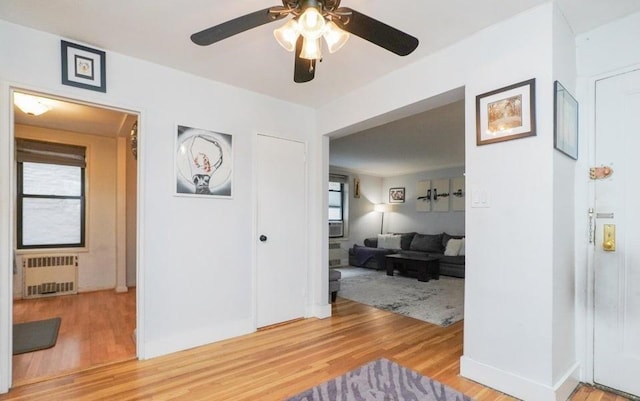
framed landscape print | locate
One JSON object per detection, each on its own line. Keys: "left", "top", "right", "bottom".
{"left": 175, "top": 125, "right": 233, "bottom": 198}
{"left": 554, "top": 81, "right": 578, "bottom": 160}
{"left": 476, "top": 78, "right": 536, "bottom": 145}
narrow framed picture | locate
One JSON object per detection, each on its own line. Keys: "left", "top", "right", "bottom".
{"left": 554, "top": 81, "right": 578, "bottom": 160}
{"left": 476, "top": 78, "right": 536, "bottom": 145}
{"left": 175, "top": 125, "right": 233, "bottom": 198}
{"left": 389, "top": 187, "right": 405, "bottom": 203}
{"left": 61, "top": 40, "right": 106, "bottom": 92}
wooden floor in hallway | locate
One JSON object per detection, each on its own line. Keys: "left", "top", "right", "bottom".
{"left": 12, "top": 289, "right": 136, "bottom": 386}
{"left": 1, "top": 296, "right": 629, "bottom": 400}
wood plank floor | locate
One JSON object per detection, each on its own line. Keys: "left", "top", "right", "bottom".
{"left": 12, "top": 289, "right": 136, "bottom": 386}
{"left": 1, "top": 296, "right": 629, "bottom": 400}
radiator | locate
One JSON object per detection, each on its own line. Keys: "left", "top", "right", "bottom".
{"left": 23, "top": 254, "right": 78, "bottom": 298}
{"left": 329, "top": 241, "right": 346, "bottom": 268}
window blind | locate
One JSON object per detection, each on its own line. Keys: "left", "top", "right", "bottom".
{"left": 15, "top": 138, "right": 86, "bottom": 168}
{"left": 329, "top": 173, "right": 348, "bottom": 183}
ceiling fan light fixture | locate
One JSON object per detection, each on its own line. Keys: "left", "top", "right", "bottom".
{"left": 14, "top": 93, "right": 52, "bottom": 116}
{"left": 300, "top": 36, "right": 322, "bottom": 60}
{"left": 323, "top": 21, "right": 349, "bottom": 53}
{"left": 273, "top": 19, "right": 300, "bottom": 52}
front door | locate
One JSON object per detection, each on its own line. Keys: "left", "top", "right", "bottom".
{"left": 593, "top": 68, "right": 640, "bottom": 397}
{"left": 255, "top": 134, "right": 307, "bottom": 328}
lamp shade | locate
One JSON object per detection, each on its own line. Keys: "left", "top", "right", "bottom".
{"left": 323, "top": 21, "right": 349, "bottom": 53}
{"left": 298, "top": 7, "right": 325, "bottom": 39}
{"left": 300, "top": 37, "right": 322, "bottom": 60}
{"left": 273, "top": 19, "right": 300, "bottom": 52}
{"left": 374, "top": 203, "right": 392, "bottom": 213}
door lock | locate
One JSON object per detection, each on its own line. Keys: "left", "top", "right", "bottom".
{"left": 603, "top": 224, "right": 616, "bottom": 252}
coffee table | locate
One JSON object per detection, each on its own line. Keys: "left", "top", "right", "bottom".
{"left": 385, "top": 253, "right": 440, "bottom": 282}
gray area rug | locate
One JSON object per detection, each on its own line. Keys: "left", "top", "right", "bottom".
{"left": 336, "top": 267, "right": 464, "bottom": 326}
{"left": 286, "top": 358, "right": 473, "bottom": 401}
{"left": 13, "top": 317, "right": 61, "bottom": 355}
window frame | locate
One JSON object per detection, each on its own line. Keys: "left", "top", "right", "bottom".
{"left": 16, "top": 161, "right": 87, "bottom": 249}
{"left": 328, "top": 181, "right": 345, "bottom": 223}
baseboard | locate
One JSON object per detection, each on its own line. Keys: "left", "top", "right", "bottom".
{"left": 115, "top": 286, "right": 129, "bottom": 293}
{"left": 307, "top": 302, "right": 332, "bottom": 319}
{"left": 460, "top": 356, "right": 580, "bottom": 401}
{"left": 143, "top": 318, "right": 254, "bottom": 359}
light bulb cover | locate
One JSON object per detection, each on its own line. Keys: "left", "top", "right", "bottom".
{"left": 299, "top": 36, "right": 322, "bottom": 60}
{"left": 14, "top": 93, "right": 52, "bottom": 116}
{"left": 323, "top": 21, "right": 349, "bottom": 53}
{"left": 273, "top": 19, "right": 300, "bottom": 52}
{"left": 298, "top": 7, "right": 325, "bottom": 39}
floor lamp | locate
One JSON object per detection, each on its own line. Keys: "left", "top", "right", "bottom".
{"left": 374, "top": 204, "right": 392, "bottom": 234}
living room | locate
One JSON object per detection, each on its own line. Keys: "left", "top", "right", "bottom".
{"left": 328, "top": 95, "right": 466, "bottom": 327}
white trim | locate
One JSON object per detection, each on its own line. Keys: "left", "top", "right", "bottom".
{"left": 0, "top": 82, "right": 147, "bottom": 390}
{"left": 0, "top": 82, "right": 15, "bottom": 393}
{"left": 460, "top": 356, "right": 579, "bottom": 401}
{"left": 144, "top": 319, "right": 254, "bottom": 359}
{"left": 115, "top": 137, "right": 128, "bottom": 293}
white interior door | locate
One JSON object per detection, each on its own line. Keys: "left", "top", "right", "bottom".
{"left": 593, "top": 68, "right": 640, "bottom": 397}
{"left": 256, "top": 134, "right": 306, "bottom": 328}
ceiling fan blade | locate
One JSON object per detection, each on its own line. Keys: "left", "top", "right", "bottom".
{"left": 335, "top": 8, "right": 419, "bottom": 56}
{"left": 294, "top": 36, "right": 316, "bottom": 83}
{"left": 191, "top": 7, "right": 287, "bottom": 46}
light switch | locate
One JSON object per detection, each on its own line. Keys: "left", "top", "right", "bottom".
{"left": 471, "top": 186, "right": 490, "bottom": 208}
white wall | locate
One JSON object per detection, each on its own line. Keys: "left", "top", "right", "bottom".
{"left": 13, "top": 125, "right": 118, "bottom": 295}
{"left": 381, "top": 167, "right": 465, "bottom": 236}
{"left": 551, "top": 6, "right": 579, "bottom": 393}
{"left": 0, "top": 18, "right": 317, "bottom": 392}
{"left": 574, "top": 11, "right": 640, "bottom": 383}
{"left": 319, "top": 3, "right": 577, "bottom": 400}
{"left": 328, "top": 168, "right": 383, "bottom": 252}
{"left": 330, "top": 166, "right": 465, "bottom": 254}
{"left": 126, "top": 131, "right": 137, "bottom": 287}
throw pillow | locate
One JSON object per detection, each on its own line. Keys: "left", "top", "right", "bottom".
{"left": 444, "top": 238, "right": 463, "bottom": 256}
{"left": 442, "top": 232, "right": 465, "bottom": 249}
{"left": 377, "top": 234, "right": 401, "bottom": 250}
{"left": 409, "top": 233, "right": 444, "bottom": 253}
{"left": 393, "top": 232, "right": 417, "bottom": 250}
{"left": 459, "top": 238, "right": 466, "bottom": 255}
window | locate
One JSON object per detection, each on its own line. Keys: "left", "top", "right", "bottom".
{"left": 329, "top": 174, "right": 348, "bottom": 238}
{"left": 16, "top": 139, "right": 86, "bottom": 249}
{"left": 328, "top": 181, "right": 344, "bottom": 221}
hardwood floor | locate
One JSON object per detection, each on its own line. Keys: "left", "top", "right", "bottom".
{"left": 12, "top": 289, "right": 136, "bottom": 386}
{"left": 1, "top": 296, "right": 629, "bottom": 400}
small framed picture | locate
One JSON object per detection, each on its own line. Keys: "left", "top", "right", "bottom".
{"left": 554, "top": 81, "right": 578, "bottom": 160}
{"left": 476, "top": 78, "right": 536, "bottom": 145}
{"left": 389, "top": 187, "right": 405, "bottom": 203}
{"left": 61, "top": 40, "right": 106, "bottom": 92}
{"left": 175, "top": 125, "right": 233, "bottom": 198}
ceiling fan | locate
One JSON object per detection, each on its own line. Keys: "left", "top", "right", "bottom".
{"left": 191, "top": 0, "right": 419, "bottom": 83}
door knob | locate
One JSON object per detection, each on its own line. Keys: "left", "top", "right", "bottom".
{"left": 259, "top": 235, "right": 268, "bottom": 242}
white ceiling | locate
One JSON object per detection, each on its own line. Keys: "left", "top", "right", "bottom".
{"left": 3, "top": 0, "right": 639, "bottom": 175}
{"left": 2, "top": 0, "right": 639, "bottom": 109}
{"left": 13, "top": 92, "right": 137, "bottom": 138}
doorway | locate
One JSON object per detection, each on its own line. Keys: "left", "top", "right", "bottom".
{"left": 11, "top": 90, "right": 139, "bottom": 385}
{"left": 592, "top": 68, "right": 640, "bottom": 398}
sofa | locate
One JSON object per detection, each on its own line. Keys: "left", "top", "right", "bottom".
{"left": 348, "top": 232, "right": 465, "bottom": 278}
{"left": 329, "top": 269, "right": 341, "bottom": 302}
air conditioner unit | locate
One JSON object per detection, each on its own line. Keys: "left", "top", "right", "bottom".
{"left": 329, "top": 221, "right": 343, "bottom": 238}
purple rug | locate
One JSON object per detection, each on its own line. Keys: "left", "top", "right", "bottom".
{"left": 287, "top": 358, "right": 473, "bottom": 401}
